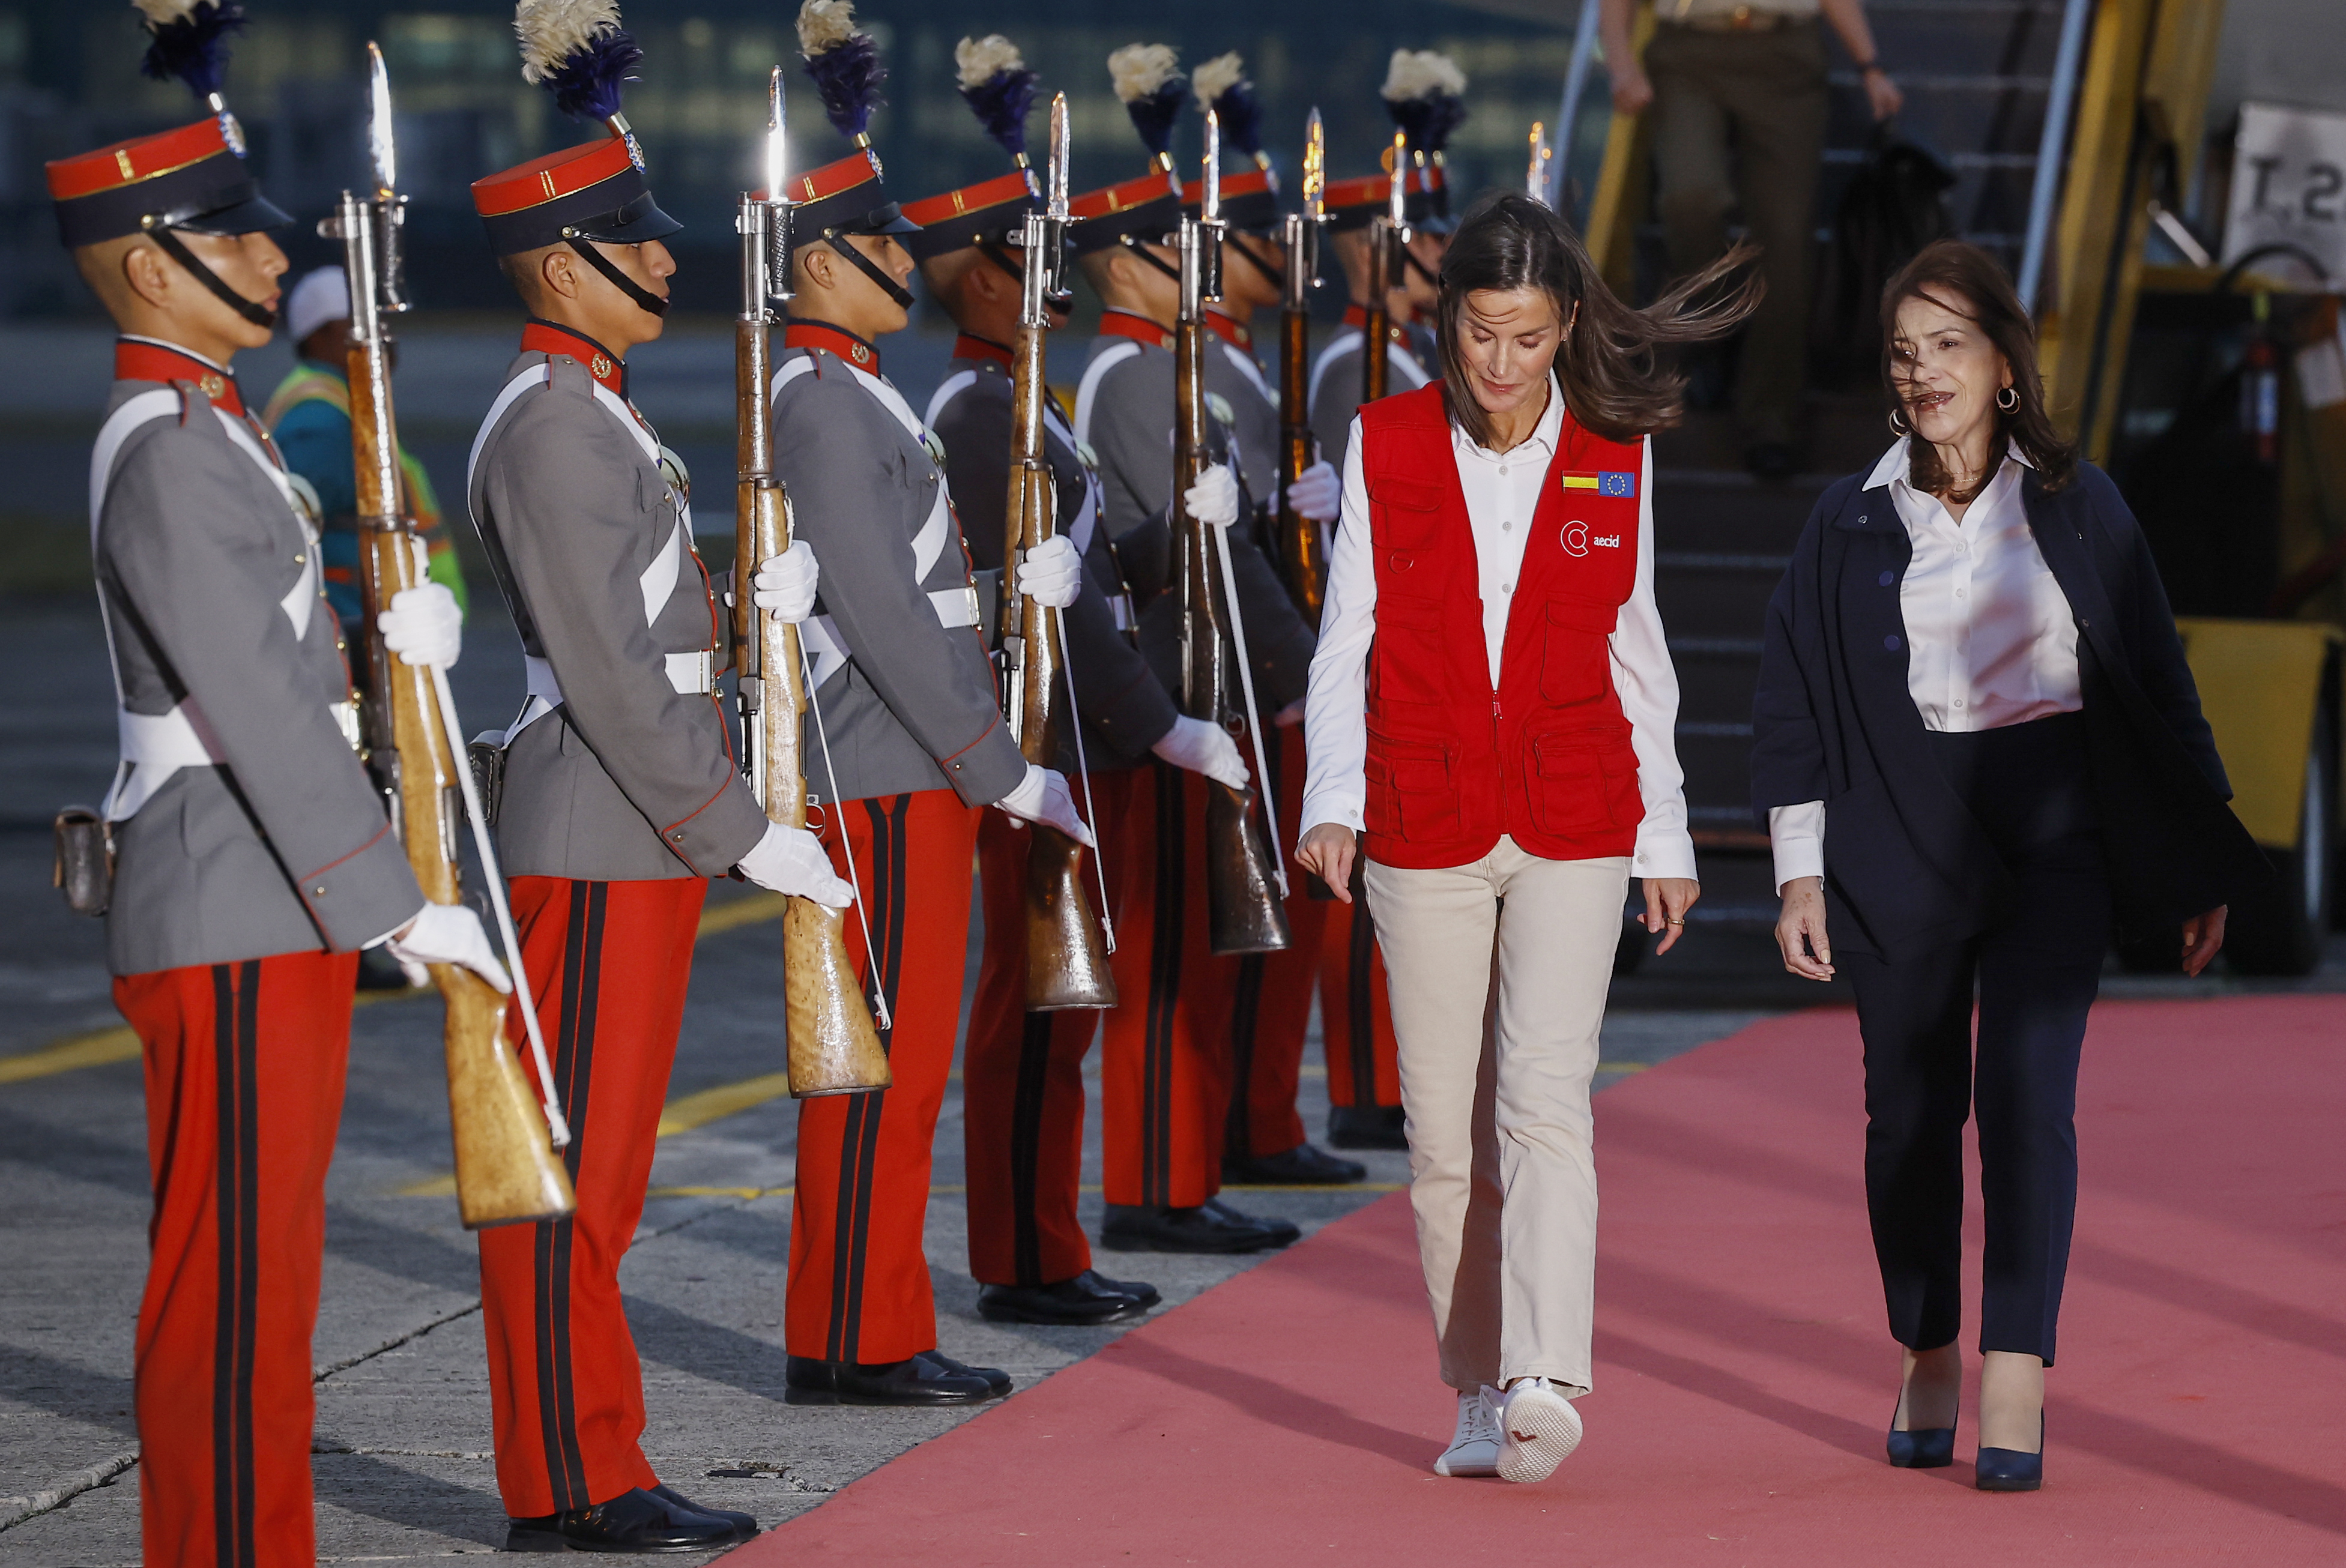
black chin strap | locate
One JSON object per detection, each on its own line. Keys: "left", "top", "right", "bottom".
{"left": 564, "top": 236, "right": 669, "bottom": 318}
{"left": 1403, "top": 246, "right": 1442, "bottom": 291}
{"left": 147, "top": 225, "right": 277, "bottom": 331}
{"left": 976, "top": 239, "right": 1027, "bottom": 287}
{"left": 1233, "top": 238, "right": 1286, "bottom": 294}
{"left": 1120, "top": 234, "right": 1184, "bottom": 288}
{"left": 825, "top": 236, "right": 916, "bottom": 311}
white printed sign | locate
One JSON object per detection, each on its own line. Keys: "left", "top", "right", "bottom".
{"left": 2225, "top": 102, "right": 2346, "bottom": 282}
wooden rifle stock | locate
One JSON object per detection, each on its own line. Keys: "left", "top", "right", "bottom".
{"left": 342, "top": 193, "right": 573, "bottom": 1229}
{"left": 1274, "top": 300, "right": 1326, "bottom": 629}
{"left": 1175, "top": 235, "right": 1292, "bottom": 957}
{"left": 733, "top": 199, "right": 890, "bottom": 1096}
{"left": 1001, "top": 316, "right": 1116, "bottom": 1010}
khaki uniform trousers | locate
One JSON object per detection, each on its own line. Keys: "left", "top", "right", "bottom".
{"left": 1364, "top": 840, "right": 1628, "bottom": 1398}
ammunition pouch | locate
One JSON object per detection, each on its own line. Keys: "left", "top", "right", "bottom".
{"left": 467, "top": 732, "right": 507, "bottom": 830}
{"left": 53, "top": 805, "right": 113, "bottom": 917}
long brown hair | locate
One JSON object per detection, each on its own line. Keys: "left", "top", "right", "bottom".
{"left": 1433, "top": 191, "right": 1759, "bottom": 447}
{"left": 1880, "top": 239, "right": 2076, "bottom": 498}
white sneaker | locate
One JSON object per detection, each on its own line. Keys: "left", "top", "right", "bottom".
{"left": 1496, "top": 1378, "right": 1583, "bottom": 1483}
{"left": 1432, "top": 1386, "right": 1503, "bottom": 1477}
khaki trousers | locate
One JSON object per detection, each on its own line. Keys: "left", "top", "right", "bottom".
{"left": 1364, "top": 840, "right": 1629, "bottom": 1398}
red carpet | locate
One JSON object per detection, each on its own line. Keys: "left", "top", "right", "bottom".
{"left": 732, "top": 998, "right": 2346, "bottom": 1564}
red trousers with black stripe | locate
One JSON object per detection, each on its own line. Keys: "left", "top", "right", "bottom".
{"left": 115, "top": 950, "right": 357, "bottom": 1568}
{"left": 1098, "top": 761, "right": 1258, "bottom": 1208}
{"left": 787, "top": 789, "right": 979, "bottom": 1364}
{"left": 963, "top": 797, "right": 1113, "bottom": 1288}
{"left": 477, "top": 876, "right": 705, "bottom": 1519}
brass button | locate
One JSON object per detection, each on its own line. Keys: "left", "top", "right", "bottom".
{"left": 293, "top": 553, "right": 305, "bottom": 564}
{"left": 313, "top": 885, "right": 327, "bottom": 896}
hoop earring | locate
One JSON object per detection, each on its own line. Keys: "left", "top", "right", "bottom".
{"left": 1888, "top": 407, "right": 1911, "bottom": 436}
{"left": 1997, "top": 385, "right": 2019, "bottom": 412}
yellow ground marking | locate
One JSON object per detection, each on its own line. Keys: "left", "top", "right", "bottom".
{"left": 0, "top": 893, "right": 797, "bottom": 1091}
{"left": 658, "top": 1072, "right": 793, "bottom": 1136}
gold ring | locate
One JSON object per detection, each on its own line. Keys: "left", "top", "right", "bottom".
{"left": 1666, "top": 917, "right": 1685, "bottom": 926}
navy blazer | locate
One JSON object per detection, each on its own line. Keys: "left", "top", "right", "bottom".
{"left": 1751, "top": 459, "right": 2269, "bottom": 959}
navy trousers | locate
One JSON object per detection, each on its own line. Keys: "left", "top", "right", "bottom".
{"left": 1842, "top": 713, "right": 2108, "bottom": 1365}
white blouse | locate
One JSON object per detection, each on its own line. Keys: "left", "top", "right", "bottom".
{"left": 1298, "top": 377, "right": 1697, "bottom": 881}
{"left": 1769, "top": 439, "right": 2083, "bottom": 890}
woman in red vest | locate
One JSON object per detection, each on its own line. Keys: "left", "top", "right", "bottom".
{"left": 1296, "top": 191, "right": 1753, "bottom": 1485}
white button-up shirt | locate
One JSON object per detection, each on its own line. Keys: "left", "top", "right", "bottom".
{"left": 1769, "top": 439, "right": 2082, "bottom": 889}
{"left": 1299, "top": 376, "right": 1697, "bottom": 881}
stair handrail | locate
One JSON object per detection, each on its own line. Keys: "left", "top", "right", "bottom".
{"left": 2017, "top": 0, "right": 2098, "bottom": 312}
{"left": 1550, "top": 0, "right": 1607, "bottom": 220}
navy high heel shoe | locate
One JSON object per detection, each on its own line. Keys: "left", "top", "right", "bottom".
{"left": 1885, "top": 1392, "right": 1956, "bottom": 1469}
{"left": 1974, "top": 1414, "right": 2045, "bottom": 1492}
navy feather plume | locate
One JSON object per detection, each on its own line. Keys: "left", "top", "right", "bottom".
{"left": 1384, "top": 92, "right": 1441, "bottom": 152}
{"left": 961, "top": 68, "right": 1038, "bottom": 160}
{"left": 543, "top": 28, "right": 642, "bottom": 121}
{"left": 1421, "top": 93, "right": 1468, "bottom": 155}
{"left": 1125, "top": 81, "right": 1184, "bottom": 160}
{"left": 800, "top": 0, "right": 887, "bottom": 141}
{"left": 138, "top": 0, "right": 247, "bottom": 103}
{"left": 1206, "top": 79, "right": 1263, "bottom": 158}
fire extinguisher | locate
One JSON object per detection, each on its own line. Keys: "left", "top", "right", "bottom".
{"left": 2242, "top": 291, "right": 2281, "bottom": 465}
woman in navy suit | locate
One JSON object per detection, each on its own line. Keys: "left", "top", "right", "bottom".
{"left": 1751, "top": 241, "right": 2266, "bottom": 1491}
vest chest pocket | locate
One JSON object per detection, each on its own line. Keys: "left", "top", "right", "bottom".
{"left": 1368, "top": 477, "right": 1445, "bottom": 552}
{"left": 1364, "top": 733, "right": 1459, "bottom": 841}
{"left": 1369, "top": 594, "right": 1447, "bottom": 707}
{"left": 1539, "top": 599, "right": 1619, "bottom": 707}
{"left": 1524, "top": 727, "right": 1637, "bottom": 839}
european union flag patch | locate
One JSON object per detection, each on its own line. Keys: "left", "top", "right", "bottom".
{"left": 1561, "top": 471, "right": 1637, "bottom": 498}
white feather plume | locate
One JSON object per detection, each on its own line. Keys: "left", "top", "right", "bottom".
{"left": 1108, "top": 43, "right": 1181, "bottom": 105}
{"left": 1380, "top": 48, "right": 1467, "bottom": 102}
{"left": 514, "top": 0, "right": 622, "bottom": 85}
{"left": 955, "top": 34, "right": 1024, "bottom": 88}
{"left": 797, "top": 0, "right": 860, "bottom": 56}
{"left": 1191, "top": 51, "right": 1245, "bottom": 109}
{"left": 131, "top": 0, "right": 204, "bottom": 25}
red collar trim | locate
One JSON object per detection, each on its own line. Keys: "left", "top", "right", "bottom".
{"left": 1341, "top": 304, "right": 1408, "bottom": 344}
{"left": 115, "top": 338, "right": 241, "bottom": 415}
{"left": 521, "top": 320, "right": 626, "bottom": 394}
{"left": 1205, "top": 310, "right": 1252, "bottom": 350}
{"left": 952, "top": 333, "right": 1014, "bottom": 369}
{"left": 785, "top": 320, "right": 881, "bottom": 373}
{"left": 1099, "top": 310, "right": 1175, "bottom": 352}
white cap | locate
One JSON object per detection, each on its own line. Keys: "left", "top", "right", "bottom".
{"left": 286, "top": 266, "right": 352, "bottom": 347}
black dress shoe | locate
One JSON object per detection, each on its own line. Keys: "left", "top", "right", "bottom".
{"left": 979, "top": 1274, "right": 1149, "bottom": 1325}
{"left": 784, "top": 1352, "right": 996, "bottom": 1406}
{"left": 1203, "top": 1196, "right": 1299, "bottom": 1246}
{"left": 505, "top": 1486, "right": 737, "bottom": 1553}
{"left": 647, "top": 1484, "right": 757, "bottom": 1540}
{"left": 1327, "top": 1105, "right": 1407, "bottom": 1151}
{"left": 918, "top": 1349, "right": 1012, "bottom": 1396}
{"left": 1099, "top": 1201, "right": 1296, "bottom": 1254}
{"left": 1224, "top": 1142, "right": 1368, "bottom": 1185}
{"left": 1078, "top": 1267, "right": 1161, "bottom": 1308}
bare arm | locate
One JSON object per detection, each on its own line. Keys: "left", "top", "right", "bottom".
{"left": 1819, "top": 0, "right": 1904, "bottom": 119}
{"left": 1601, "top": 0, "right": 1652, "bottom": 115}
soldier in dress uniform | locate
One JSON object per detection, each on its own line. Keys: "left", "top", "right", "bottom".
{"left": 49, "top": 5, "right": 504, "bottom": 1563}
{"left": 770, "top": 0, "right": 1096, "bottom": 1403}
{"left": 902, "top": 37, "right": 1230, "bottom": 1327}
{"left": 1181, "top": 52, "right": 1364, "bottom": 1186}
{"left": 1068, "top": 44, "right": 1319, "bottom": 1253}
{"left": 462, "top": 8, "right": 844, "bottom": 1551}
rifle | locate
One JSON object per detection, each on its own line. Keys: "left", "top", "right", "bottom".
{"left": 1176, "top": 111, "right": 1292, "bottom": 957}
{"left": 340, "top": 44, "right": 574, "bottom": 1229}
{"left": 1000, "top": 95, "right": 1117, "bottom": 1011}
{"left": 1361, "top": 130, "right": 1410, "bottom": 410}
{"left": 1274, "top": 109, "right": 1329, "bottom": 629}
{"left": 733, "top": 68, "right": 891, "bottom": 1096}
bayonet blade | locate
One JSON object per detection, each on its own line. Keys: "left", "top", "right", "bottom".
{"left": 1302, "top": 108, "right": 1325, "bottom": 223}
{"left": 766, "top": 67, "right": 788, "bottom": 201}
{"left": 1203, "top": 110, "right": 1222, "bottom": 223}
{"left": 366, "top": 41, "right": 395, "bottom": 199}
{"left": 1047, "top": 92, "right": 1069, "bottom": 220}
{"left": 1387, "top": 130, "right": 1407, "bottom": 227}
{"left": 1527, "top": 121, "right": 1552, "bottom": 205}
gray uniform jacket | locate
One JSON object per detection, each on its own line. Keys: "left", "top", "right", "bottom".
{"left": 770, "top": 342, "right": 1029, "bottom": 809}
{"left": 93, "top": 373, "right": 423, "bottom": 975}
{"left": 1307, "top": 321, "right": 1435, "bottom": 475}
{"left": 1073, "top": 329, "right": 1317, "bottom": 719}
{"left": 1205, "top": 322, "right": 1282, "bottom": 508}
{"left": 469, "top": 350, "right": 769, "bottom": 881}
{"left": 926, "top": 350, "right": 1180, "bottom": 774}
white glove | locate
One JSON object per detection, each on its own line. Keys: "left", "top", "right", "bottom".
{"left": 752, "top": 540, "right": 820, "bottom": 624}
{"left": 382, "top": 901, "right": 511, "bottom": 992}
{"left": 1015, "top": 533, "right": 1084, "bottom": 611}
{"left": 1286, "top": 459, "right": 1341, "bottom": 523}
{"left": 1184, "top": 463, "right": 1241, "bottom": 529}
{"left": 735, "top": 821, "right": 854, "bottom": 908}
{"left": 1150, "top": 713, "right": 1250, "bottom": 791}
{"left": 994, "top": 762, "right": 1097, "bottom": 848}
{"left": 378, "top": 582, "right": 463, "bottom": 670}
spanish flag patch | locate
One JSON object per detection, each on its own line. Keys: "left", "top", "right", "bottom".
{"left": 1561, "top": 471, "right": 1637, "bottom": 498}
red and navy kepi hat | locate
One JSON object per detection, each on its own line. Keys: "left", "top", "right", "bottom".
{"left": 1068, "top": 172, "right": 1182, "bottom": 258}
{"left": 900, "top": 34, "right": 1042, "bottom": 264}
{"left": 473, "top": 130, "right": 679, "bottom": 257}
{"left": 1181, "top": 169, "right": 1280, "bottom": 236}
{"left": 47, "top": 114, "right": 289, "bottom": 249}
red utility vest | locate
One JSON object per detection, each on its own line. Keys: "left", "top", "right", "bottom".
{"left": 1358, "top": 383, "right": 1645, "bottom": 869}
